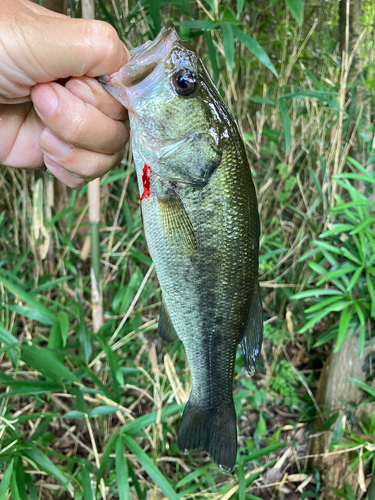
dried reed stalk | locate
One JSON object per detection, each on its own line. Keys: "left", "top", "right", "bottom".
{"left": 82, "top": 0, "right": 103, "bottom": 334}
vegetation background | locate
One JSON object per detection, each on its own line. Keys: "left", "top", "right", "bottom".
{"left": 0, "top": 0, "right": 375, "bottom": 498}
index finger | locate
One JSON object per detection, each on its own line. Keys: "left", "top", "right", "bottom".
{"left": 65, "top": 77, "right": 128, "bottom": 122}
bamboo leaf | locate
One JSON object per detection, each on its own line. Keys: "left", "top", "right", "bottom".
{"left": 116, "top": 436, "right": 131, "bottom": 500}
{"left": 221, "top": 22, "right": 234, "bottom": 74}
{"left": 123, "top": 435, "right": 180, "bottom": 500}
{"left": 80, "top": 466, "right": 93, "bottom": 500}
{"left": 277, "top": 99, "right": 291, "bottom": 153}
{"left": 0, "top": 324, "right": 18, "bottom": 347}
{"left": 285, "top": 0, "right": 304, "bottom": 25}
{"left": 233, "top": 27, "right": 277, "bottom": 76}
{"left": 334, "top": 305, "right": 353, "bottom": 352}
{"left": 0, "top": 459, "right": 13, "bottom": 500}
{"left": 24, "top": 445, "right": 71, "bottom": 488}
{"left": 237, "top": 0, "right": 245, "bottom": 17}
{"left": 0, "top": 272, "right": 56, "bottom": 325}
{"left": 348, "top": 378, "right": 375, "bottom": 399}
{"left": 76, "top": 294, "right": 92, "bottom": 363}
{"left": 21, "top": 344, "right": 79, "bottom": 383}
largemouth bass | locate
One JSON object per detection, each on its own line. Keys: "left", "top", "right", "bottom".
{"left": 99, "top": 24, "right": 263, "bottom": 472}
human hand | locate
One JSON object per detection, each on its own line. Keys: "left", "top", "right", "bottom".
{"left": 0, "top": 0, "right": 129, "bottom": 188}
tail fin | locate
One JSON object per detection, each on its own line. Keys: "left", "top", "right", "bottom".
{"left": 177, "top": 400, "right": 237, "bottom": 472}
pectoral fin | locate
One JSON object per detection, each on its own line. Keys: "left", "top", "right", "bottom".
{"left": 158, "top": 297, "right": 180, "bottom": 344}
{"left": 157, "top": 188, "right": 197, "bottom": 255}
{"left": 241, "top": 282, "right": 263, "bottom": 376}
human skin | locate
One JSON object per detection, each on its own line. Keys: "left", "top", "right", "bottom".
{"left": 0, "top": 0, "right": 130, "bottom": 188}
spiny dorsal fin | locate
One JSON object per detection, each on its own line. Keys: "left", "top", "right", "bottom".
{"left": 241, "top": 282, "right": 263, "bottom": 376}
{"left": 158, "top": 297, "right": 180, "bottom": 344}
{"left": 157, "top": 188, "right": 197, "bottom": 256}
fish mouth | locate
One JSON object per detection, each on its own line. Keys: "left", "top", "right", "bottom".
{"left": 97, "top": 23, "right": 181, "bottom": 107}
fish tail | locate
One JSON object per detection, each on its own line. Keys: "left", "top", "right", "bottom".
{"left": 177, "top": 400, "right": 237, "bottom": 472}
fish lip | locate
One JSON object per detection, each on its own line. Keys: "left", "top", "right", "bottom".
{"left": 98, "top": 23, "right": 180, "bottom": 96}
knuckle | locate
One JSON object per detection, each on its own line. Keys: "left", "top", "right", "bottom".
{"left": 87, "top": 20, "right": 119, "bottom": 60}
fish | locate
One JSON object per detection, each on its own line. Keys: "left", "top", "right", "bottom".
{"left": 99, "top": 23, "right": 263, "bottom": 472}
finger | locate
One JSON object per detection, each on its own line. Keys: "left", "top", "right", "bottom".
{"left": 65, "top": 77, "right": 128, "bottom": 121}
{"left": 16, "top": 11, "right": 129, "bottom": 80}
{"left": 0, "top": 104, "right": 44, "bottom": 168}
{"left": 44, "top": 157, "right": 87, "bottom": 189}
{"left": 31, "top": 82, "right": 129, "bottom": 154}
{"left": 40, "top": 128, "right": 125, "bottom": 180}
{"left": 21, "top": 0, "right": 66, "bottom": 18}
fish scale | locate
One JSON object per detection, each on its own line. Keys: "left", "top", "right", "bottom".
{"left": 99, "top": 23, "right": 263, "bottom": 471}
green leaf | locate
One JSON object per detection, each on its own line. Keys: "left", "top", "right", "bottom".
{"left": 24, "top": 445, "right": 71, "bottom": 488}
{"left": 21, "top": 344, "right": 79, "bottom": 383}
{"left": 88, "top": 406, "right": 118, "bottom": 418}
{"left": 237, "top": 0, "right": 245, "bottom": 17}
{"left": 249, "top": 97, "right": 275, "bottom": 104}
{"left": 285, "top": 0, "right": 304, "bottom": 25}
{"left": 204, "top": 0, "right": 217, "bottom": 14}
{"left": 175, "top": 465, "right": 210, "bottom": 488}
{"left": 123, "top": 435, "right": 180, "bottom": 500}
{"left": 0, "top": 273, "right": 57, "bottom": 325}
{"left": 58, "top": 311, "right": 69, "bottom": 347}
{"left": 334, "top": 305, "right": 353, "bottom": 352}
{"left": 204, "top": 30, "right": 220, "bottom": 85}
{"left": 33, "top": 276, "right": 73, "bottom": 293}
{"left": 10, "top": 474, "right": 21, "bottom": 500}
{"left": 116, "top": 436, "right": 131, "bottom": 500}
{"left": 305, "top": 296, "right": 347, "bottom": 314}
{"left": 291, "top": 289, "right": 343, "bottom": 300}
{"left": 238, "top": 463, "right": 245, "bottom": 500}
{"left": 277, "top": 99, "right": 291, "bottom": 153}
{"left": 80, "top": 466, "right": 93, "bottom": 500}
{"left": 298, "top": 308, "right": 333, "bottom": 333}
{"left": 347, "top": 266, "right": 364, "bottom": 292}
{"left": 96, "top": 432, "right": 120, "bottom": 484}
{"left": 95, "top": 336, "right": 121, "bottom": 401}
{"left": 243, "top": 442, "right": 286, "bottom": 463}
{"left": 316, "top": 412, "right": 340, "bottom": 432}
{"left": 149, "top": 0, "right": 161, "bottom": 35}
{"left": 0, "top": 324, "right": 18, "bottom": 347}
{"left": 9, "top": 305, "right": 57, "bottom": 326}
{"left": 281, "top": 90, "right": 340, "bottom": 112}
{"left": 0, "top": 459, "right": 13, "bottom": 500}
{"left": 221, "top": 22, "right": 234, "bottom": 74}
{"left": 121, "top": 403, "right": 183, "bottom": 435}
{"left": 176, "top": 20, "right": 219, "bottom": 30}
{"left": 348, "top": 378, "right": 375, "bottom": 399}
{"left": 329, "top": 415, "right": 344, "bottom": 451}
{"left": 349, "top": 218, "right": 375, "bottom": 235}
{"left": 367, "top": 273, "right": 375, "bottom": 318}
{"left": 257, "top": 412, "right": 266, "bottom": 438}
{"left": 320, "top": 224, "right": 355, "bottom": 237}
{"left": 233, "top": 27, "right": 277, "bottom": 76}
{"left": 76, "top": 295, "right": 92, "bottom": 363}
{"left": 65, "top": 411, "right": 87, "bottom": 419}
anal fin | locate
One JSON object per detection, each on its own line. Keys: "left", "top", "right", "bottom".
{"left": 157, "top": 188, "right": 197, "bottom": 256}
{"left": 241, "top": 282, "right": 263, "bottom": 376}
{"left": 158, "top": 297, "right": 180, "bottom": 344}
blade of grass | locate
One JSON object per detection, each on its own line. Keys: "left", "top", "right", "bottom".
{"left": 123, "top": 435, "right": 180, "bottom": 500}
{"left": 116, "top": 436, "right": 131, "bottom": 500}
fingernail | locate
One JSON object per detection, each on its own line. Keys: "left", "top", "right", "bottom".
{"left": 41, "top": 130, "right": 72, "bottom": 159}
{"left": 34, "top": 85, "right": 59, "bottom": 117}
{"left": 66, "top": 79, "right": 97, "bottom": 105}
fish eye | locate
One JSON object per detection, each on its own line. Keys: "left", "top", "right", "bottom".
{"left": 172, "top": 70, "right": 197, "bottom": 96}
